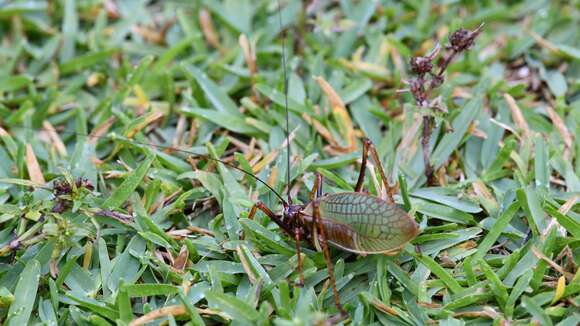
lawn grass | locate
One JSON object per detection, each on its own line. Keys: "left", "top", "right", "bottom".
{"left": 0, "top": 1, "right": 579, "bottom": 325}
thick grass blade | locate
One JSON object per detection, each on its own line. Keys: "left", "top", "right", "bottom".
{"left": 205, "top": 290, "right": 259, "bottom": 324}
{"left": 182, "top": 64, "right": 240, "bottom": 115}
{"left": 6, "top": 259, "right": 41, "bottom": 326}
{"left": 473, "top": 202, "right": 520, "bottom": 261}
{"left": 102, "top": 152, "right": 155, "bottom": 209}
{"left": 414, "top": 254, "right": 463, "bottom": 294}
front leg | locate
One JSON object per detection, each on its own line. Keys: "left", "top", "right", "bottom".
{"left": 293, "top": 226, "right": 305, "bottom": 286}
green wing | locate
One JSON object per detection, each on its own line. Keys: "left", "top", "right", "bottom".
{"left": 317, "top": 192, "right": 419, "bottom": 254}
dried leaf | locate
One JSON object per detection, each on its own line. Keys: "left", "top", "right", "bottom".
{"left": 315, "top": 76, "right": 357, "bottom": 152}
{"left": 129, "top": 305, "right": 227, "bottom": 326}
{"left": 25, "top": 144, "right": 45, "bottom": 184}
{"left": 42, "top": 121, "right": 67, "bottom": 156}
{"left": 199, "top": 9, "right": 222, "bottom": 53}
{"left": 239, "top": 34, "right": 257, "bottom": 76}
{"left": 546, "top": 106, "right": 573, "bottom": 159}
{"left": 558, "top": 195, "right": 578, "bottom": 215}
{"left": 252, "top": 150, "right": 279, "bottom": 174}
{"left": 89, "top": 117, "right": 116, "bottom": 145}
{"left": 302, "top": 112, "right": 339, "bottom": 147}
{"left": 172, "top": 114, "right": 187, "bottom": 148}
{"left": 172, "top": 245, "right": 189, "bottom": 272}
{"left": 503, "top": 93, "right": 530, "bottom": 138}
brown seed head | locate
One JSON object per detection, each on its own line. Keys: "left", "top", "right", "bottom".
{"left": 448, "top": 26, "right": 481, "bottom": 52}
{"left": 410, "top": 56, "right": 433, "bottom": 75}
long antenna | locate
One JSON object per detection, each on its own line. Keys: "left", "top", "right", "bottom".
{"left": 277, "top": 0, "right": 292, "bottom": 205}
{"left": 4, "top": 125, "right": 288, "bottom": 206}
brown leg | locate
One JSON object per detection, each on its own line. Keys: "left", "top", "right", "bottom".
{"left": 312, "top": 200, "right": 345, "bottom": 315}
{"left": 294, "top": 227, "right": 305, "bottom": 286}
{"left": 248, "top": 204, "right": 258, "bottom": 219}
{"left": 358, "top": 138, "right": 395, "bottom": 203}
{"left": 310, "top": 172, "right": 323, "bottom": 200}
{"left": 354, "top": 140, "right": 370, "bottom": 192}
{"left": 248, "top": 201, "right": 292, "bottom": 235}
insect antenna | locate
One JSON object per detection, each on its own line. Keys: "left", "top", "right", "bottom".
{"left": 277, "top": 0, "right": 292, "bottom": 205}
{"left": 4, "top": 125, "right": 288, "bottom": 206}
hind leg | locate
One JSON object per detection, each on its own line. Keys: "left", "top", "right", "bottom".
{"left": 354, "top": 138, "right": 396, "bottom": 203}
{"left": 312, "top": 200, "right": 346, "bottom": 316}
{"left": 310, "top": 172, "right": 323, "bottom": 200}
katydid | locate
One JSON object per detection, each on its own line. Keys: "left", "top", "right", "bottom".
{"left": 247, "top": 138, "right": 419, "bottom": 316}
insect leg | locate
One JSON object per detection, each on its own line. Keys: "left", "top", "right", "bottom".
{"left": 248, "top": 201, "right": 293, "bottom": 235}
{"left": 364, "top": 137, "right": 396, "bottom": 203}
{"left": 310, "top": 172, "right": 324, "bottom": 200}
{"left": 312, "top": 200, "right": 346, "bottom": 315}
{"left": 354, "top": 138, "right": 370, "bottom": 192}
{"left": 293, "top": 226, "right": 305, "bottom": 286}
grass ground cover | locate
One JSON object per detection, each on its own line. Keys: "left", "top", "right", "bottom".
{"left": 0, "top": 1, "right": 579, "bottom": 325}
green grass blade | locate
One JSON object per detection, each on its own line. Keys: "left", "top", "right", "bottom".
{"left": 102, "top": 152, "right": 155, "bottom": 209}
{"left": 6, "top": 259, "right": 41, "bottom": 326}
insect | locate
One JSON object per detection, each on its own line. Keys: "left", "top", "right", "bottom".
{"left": 248, "top": 139, "right": 419, "bottom": 316}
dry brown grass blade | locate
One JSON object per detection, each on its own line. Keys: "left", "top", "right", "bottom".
{"left": 172, "top": 245, "right": 189, "bottom": 272}
{"left": 371, "top": 299, "right": 399, "bottom": 316}
{"left": 267, "top": 166, "right": 278, "bottom": 188}
{"left": 25, "top": 144, "right": 46, "bottom": 184}
{"left": 528, "top": 30, "right": 560, "bottom": 53}
{"left": 188, "top": 119, "right": 197, "bottom": 146}
{"left": 558, "top": 194, "right": 578, "bottom": 215}
{"left": 227, "top": 135, "right": 252, "bottom": 155}
{"left": 184, "top": 226, "right": 214, "bottom": 237}
{"left": 315, "top": 76, "right": 346, "bottom": 109}
{"left": 472, "top": 180, "right": 498, "bottom": 209}
{"left": 302, "top": 112, "right": 339, "bottom": 148}
{"left": 315, "top": 76, "right": 357, "bottom": 152}
{"left": 453, "top": 309, "right": 499, "bottom": 320}
{"left": 199, "top": 8, "right": 223, "bottom": 53}
{"left": 126, "top": 111, "right": 165, "bottom": 138}
{"left": 239, "top": 34, "right": 257, "bottom": 76}
{"left": 42, "top": 120, "right": 67, "bottom": 156}
{"left": 172, "top": 114, "right": 187, "bottom": 148}
{"left": 531, "top": 246, "right": 565, "bottom": 275}
{"left": 503, "top": 93, "right": 530, "bottom": 139}
{"left": 489, "top": 117, "right": 518, "bottom": 138}
{"left": 252, "top": 150, "right": 279, "bottom": 174}
{"left": 132, "top": 25, "right": 165, "bottom": 45}
{"left": 338, "top": 47, "right": 390, "bottom": 78}
{"left": 89, "top": 116, "right": 116, "bottom": 144}
{"left": 129, "top": 305, "right": 228, "bottom": 326}
{"left": 239, "top": 34, "right": 261, "bottom": 102}
{"left": 546, "top": 106, "right": 573, "bottom": 160}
